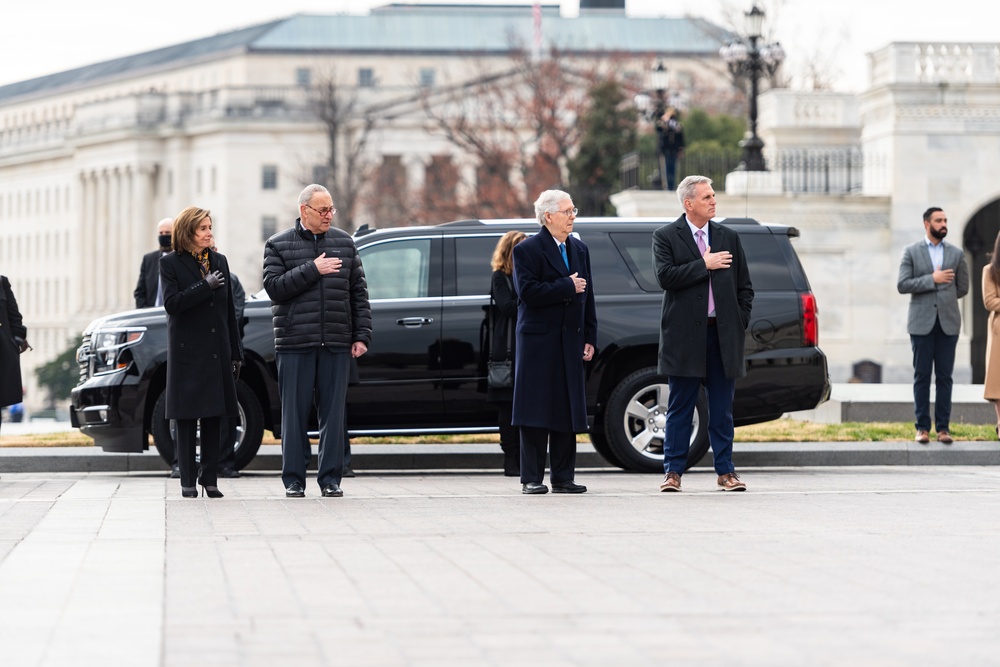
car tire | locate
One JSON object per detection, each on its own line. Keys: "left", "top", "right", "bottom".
{"left": 588, "top": 424, "right": 626, "bottom": 469}
{"left": 151, "top": 380, "right": 264, "bottom": 470}
{"left": 603, "top": 367, "right": 710, "bottom": 473}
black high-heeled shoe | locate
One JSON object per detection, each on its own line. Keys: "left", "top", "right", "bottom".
{"left": 181, "top": 486, "right": 198, "bottom": 498}
{"left": 200, "top": 485, "right": 224, "bottom": 499}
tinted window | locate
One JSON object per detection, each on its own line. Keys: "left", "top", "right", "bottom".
{"left": 609, "top": 231, "right": 658, "bottom": 292}
{"left": 455, "top": 236, "right": 504, "bottom": 296}
{"left": 360, "top": 238, "right": 432, "bottom": 299}
{"left": 739, "top": 233, "right": 795, "bottom": 291}
{"left": 611, "top": 229, "right": 796, "bottom": 292}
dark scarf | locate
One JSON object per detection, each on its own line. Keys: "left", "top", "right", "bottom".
{"left": 190, "top": 249, "right": 210, "bottom": 277}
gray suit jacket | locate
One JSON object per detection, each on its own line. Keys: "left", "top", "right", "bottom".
{"left": 897, "top": 239, "right": 969, "bottom": 336}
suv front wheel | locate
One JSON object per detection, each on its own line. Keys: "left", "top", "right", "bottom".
{"left": 602, "top": 367, "right": 709, "bottom": 473}
{"left": 150, "top": 380, "right": 265, "bottom": 470}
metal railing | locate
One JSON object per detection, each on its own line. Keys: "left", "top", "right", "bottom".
{"left": 621, "top": 147, "right": 870, "bottom": 195}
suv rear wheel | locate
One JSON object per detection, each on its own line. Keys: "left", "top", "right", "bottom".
{"left": 151, "top": 380, "right": 264, "bottom": 470}
{"left": 602, "top": 367, "right": 709, "bottom": 473}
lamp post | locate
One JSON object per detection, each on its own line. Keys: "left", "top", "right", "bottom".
{"left": 720, "top": 4, "right": 785, "bottom": 171}
{"left": 634, "top": 60, "right": 672, "bottom": 124}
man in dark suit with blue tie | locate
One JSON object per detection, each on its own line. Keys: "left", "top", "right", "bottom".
{"left": 653, "top": 175, "right": 754, "bottom": 492}
{"left": 511, "top": 189, "right": 597, "bottom": 495}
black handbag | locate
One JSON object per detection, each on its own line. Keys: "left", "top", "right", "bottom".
{"left": 487, "top": 275, "right": 515, "bottom": 389}
{"left": 487, "top": 359, "right": 513, "bottom": 389}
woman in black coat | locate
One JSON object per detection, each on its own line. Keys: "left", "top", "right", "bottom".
{"left": 0, "top": 275, "right": 29, "bottom": 434}
{"left": 160, "top": 207, "right": 243, "bottom": 498}
{"left": 487, "top": 231, "right": 526, "bottom": 477}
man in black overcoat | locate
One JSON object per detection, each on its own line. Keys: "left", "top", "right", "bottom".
{"left": 652, "top": 175, "right": 753, "bottom": 492}
{"left": 511, "top": 189, "right": 597, "bottom": 495}
{"left": 134, "top": 217, "right": 174, "bottom": 308}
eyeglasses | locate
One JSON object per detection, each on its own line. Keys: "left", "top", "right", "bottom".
{"left": 554, "top": 207, "right": 578, "bottom": 217}
{"left": 305, "top": 204, "right": 337, "bottom": 217}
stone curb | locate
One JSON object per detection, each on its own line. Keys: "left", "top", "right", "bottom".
{"left": 1, "top": 441, "right": 998, "bottom": 474}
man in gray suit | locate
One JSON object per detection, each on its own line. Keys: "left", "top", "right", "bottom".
{"left": 897, "top": 207, "right": 969, "bottom": 444}
{"left": 653, "top": 175, "right": 754, "bottom": 492}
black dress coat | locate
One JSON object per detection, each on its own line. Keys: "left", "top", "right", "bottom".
{"left": 652, "top": 214, "right": 754, "bottom": 379}
{"left": 511, "top": 226, "right": 597, "bottom": 433}
{"left": 0, "top": 275, "right": 27, "bottom": 407}
{"left": 160, "top": 250, "right": 242, "bottom": 420}
{"left": 134, "top": 249, "right": 164, "bottom": 308}
{"left": 487, "top": 269, "right": 517, "bottom": 403}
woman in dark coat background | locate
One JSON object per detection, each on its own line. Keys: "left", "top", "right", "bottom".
{"left": 160, "top": 207, "right": 243, "bottom": 498}
{"left": 511, "top": 190, "right": 597, "bottom": 495}
{"left": 1, "top": 275, "right": 29, "bottom": 434}
{"left": 488, "top": 231, "right": 526, "bottom": 477}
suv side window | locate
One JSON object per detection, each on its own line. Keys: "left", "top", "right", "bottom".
{"left": 610, "top": 230, "right": 796, "bottom": 292}
{"left": 360, "top": 238, "right": 432, "bottom": 299}
{"left": 609, "top": 231, "right": 659, "bottom": 292}
{"left": 454, "top": 235, "right": 504, "bottom": 296}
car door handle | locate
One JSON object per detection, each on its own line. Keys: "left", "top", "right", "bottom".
{"left": 396, "top": 317, "right": 435, "bottom": 328}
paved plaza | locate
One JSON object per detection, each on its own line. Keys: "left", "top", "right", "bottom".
{"left": 1, "top": 466, "right": 999, "bottom": 667}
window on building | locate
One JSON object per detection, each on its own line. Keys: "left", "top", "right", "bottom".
{"left": 296, "top": 67, "right": 312, "bottom": 87}
{"left": 211, "top": 166, "right": 217, "bottom": 192}
{"left": 419, "top": 68, "right": 435, "bottom": 88}
{"left": 196, "top": 168, "right": 203, "bottom": 194}
{"left": 262, "top": 165, "right": 278, "bottom": 190}
{"left": 358, "top": 68, "right": 375, "bottom": 88}
{"left": 261, "top": 216, "right": 278, "bottom": 241}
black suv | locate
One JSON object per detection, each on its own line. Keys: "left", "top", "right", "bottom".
{"left": 70, "top": 217, "right": 830, "bottom": 473}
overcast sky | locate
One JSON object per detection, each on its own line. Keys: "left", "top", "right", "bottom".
{"left": 3, "top": 0, "right": 1000, "bottom": 92}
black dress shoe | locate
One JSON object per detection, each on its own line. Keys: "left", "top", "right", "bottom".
{"left": 321, "top": 484, "right": 344, "bottom": 497}
{"left": 342, "top": 466, "right": 356, "bottom": 478}
{"left": 181, "top": 486, "right": 198, "bottom": 498}
{"left": 219, "top": 467, "right": 241, "bottom": 479}
{"left": 522, "top": 482, "right": 548, "bottom": 495}
{"left": 285, "top": 482, "right": 305, "bottom": 498}
{"left": 552, "top": 481, "right": 587, "bottom": 494}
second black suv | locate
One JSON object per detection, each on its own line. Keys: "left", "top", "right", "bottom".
{"left": 70, "top": 217, "right": 830, "bottom": 473}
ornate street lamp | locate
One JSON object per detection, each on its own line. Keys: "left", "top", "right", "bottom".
{"left": 720, "top": 4, "right": 785, "bottom": 171}
{"left": 634, "top": 60, "right": 671, "bottom": 123}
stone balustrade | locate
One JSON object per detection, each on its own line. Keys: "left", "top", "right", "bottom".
{"left": 868, "top": 42, "right": 1000, "bottom": 86}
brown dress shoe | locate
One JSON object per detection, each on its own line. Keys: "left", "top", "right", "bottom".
{"left": 915, "top": 430, "right": 930, "bottom": 444}
{"left": 717, "top": 472, "right": 747, "bottom": 492}
{"left": 659, "top": 472, "right": 682, "bottom": 492}
{"left": 936, "top": 430, "right": 953, "bottom": 445}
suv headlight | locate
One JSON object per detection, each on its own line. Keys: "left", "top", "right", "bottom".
{"left": 90, "top": 327, "right": 146, "bottom": 375}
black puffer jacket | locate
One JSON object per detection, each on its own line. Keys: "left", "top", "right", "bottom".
{"left": 263, "top": 220, "right": 372, "bottom": 351}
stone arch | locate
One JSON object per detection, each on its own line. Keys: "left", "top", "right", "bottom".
{"left": 962, "top": 197, "right": 1000, "bottom": 383}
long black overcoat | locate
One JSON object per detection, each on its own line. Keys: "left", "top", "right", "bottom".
{"left": 652, "top": 215, "right": 754, "bottom": 379}
{"left": 160, "top": 250, "right": 242, "bottom": 420}
{"left": 0, "top": 275, "right": 27, "bottom": 407}
{"left": 487, "top": 269, "right": 517, "bottom": 403}
{"left": 511, "top": 226, "right": 597, "bottom": 433}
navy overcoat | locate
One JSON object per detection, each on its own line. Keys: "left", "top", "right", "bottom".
{"left": 652, "top": 214, "right": 753, "bottom": 379}
{"left": 0, "top": 275, "right": 26, "bottom": 407}
{"left": 511, "top": 226, "right": 597, "bottom": 433}
{"left": 160, "top": 250, "right": 243, "bottom": 420}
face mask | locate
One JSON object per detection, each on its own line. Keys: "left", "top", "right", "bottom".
{"left": 158, "top": 234, "right": 172, "bottom": 248}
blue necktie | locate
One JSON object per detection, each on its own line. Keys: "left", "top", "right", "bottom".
{"left": 559, "top": 243, "right": 569, "bottom": 269}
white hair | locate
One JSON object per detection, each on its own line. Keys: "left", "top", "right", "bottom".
{"left": 298, "top": 183, "right": 331, "bottom": 207}
{"left": 676, "top": 175, "right": 712, "bottom": 207}
{"left": 533, "top": 189, "right": 571, "bottom": 225}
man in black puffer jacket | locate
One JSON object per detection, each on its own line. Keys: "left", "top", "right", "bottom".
{"left": 263, "top": 184, "right": 372, "bottom": 498}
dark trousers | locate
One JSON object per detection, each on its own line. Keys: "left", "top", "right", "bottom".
{"left": 277, "top": 347, "right": 350, "bottom": 489}
{"left": 519, "top": 426, "right": 576, "bottom": 485}
{"left": 176, "top": 416, "right": 220, "bottom": 488}
{"left": 911, "top": 317, "right": 958, "bottom": 432}
{"left": 660, "top": 151, "right": 680, "bottom": 191}
{"left": 663, "top": 324, "right": 736, "bottom": 476}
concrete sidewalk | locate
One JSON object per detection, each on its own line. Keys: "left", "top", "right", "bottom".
{"left": 2, "top": 467, "right": 999, "bottom": 666}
